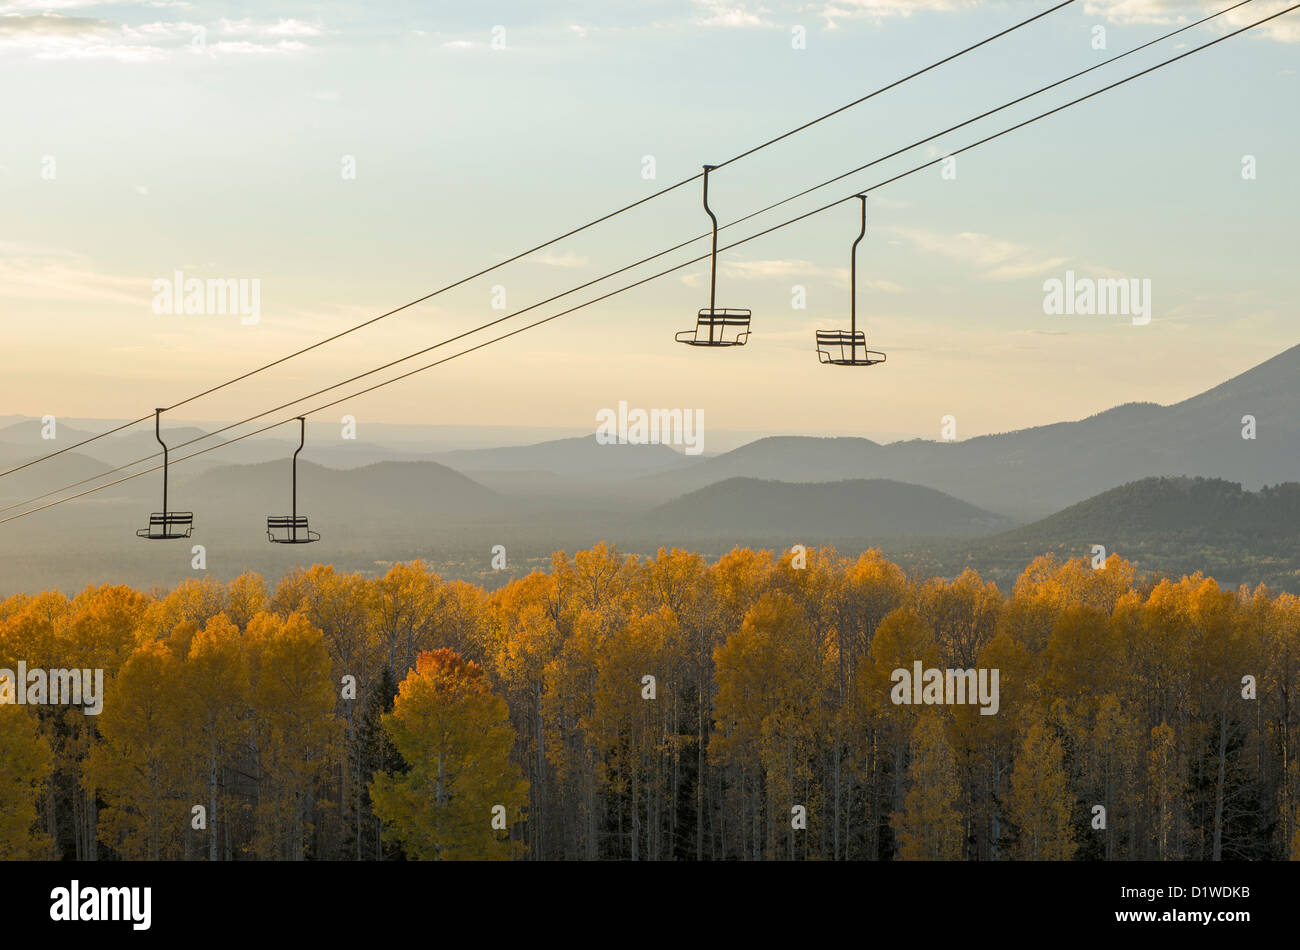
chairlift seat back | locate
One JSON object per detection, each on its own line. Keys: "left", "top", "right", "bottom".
{"left": 816, "top": 329, "right": 886, "bottom": 366}
{"left": 136, "top": 511, "right": 194, "bottom": 540}
{"left": 267, "top": 515, "right": 320, "bottom": 544}
{"left": 676, "top": 308, "right": 752, "bottom": 347}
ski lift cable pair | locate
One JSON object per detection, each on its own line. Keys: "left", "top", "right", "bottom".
{"left": 1, "top": 1, "right": 1289, "bottom": 533}
{"left": 0, "top": 0, "right": 1256, "bottom": 524}
{"left": 0, "top": 1, "right": 1078, "bottom": 483}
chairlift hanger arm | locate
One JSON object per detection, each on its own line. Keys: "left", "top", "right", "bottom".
{"left": 154, "top": 408, "right": 168, "bottom": 516}
{"left": 850, "top": 195, "right": 867, "bottom": 333}
{"left": 703, "top": 165, "right": 719, "bottom": 333}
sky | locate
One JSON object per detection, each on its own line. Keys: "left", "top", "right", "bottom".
{"left": 1, "top": 0, "right": 1296, "bottom": 446}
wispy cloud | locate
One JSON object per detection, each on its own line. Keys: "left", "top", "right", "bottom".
{"left": 819, "top": 0, "right": 978, "bottom": 29}
{"left": 691, "top": 0, "right": 776, "bottom": 28}
{"left": 534, "top": 250, "right": 590, "bottom": 268}
{"left": 0, "top": 13, "right": 164, "bottom": 62}
{"left": 0, "top": 244, "right": 147, "bottom": 306}
{"left": 218, "top": 18, "right": 322, "bottom": 38}
{"left": 0, "top": 12, "right": 322, "bottom": 61}
{"left": 893, "top": 228, "right": 1068, "bottom": 281}
{"left": 1085, "top": 0, "right": 1300, "bottom": 41}
{"left": 680, "top": 257, "right": 903, "bottom": 290}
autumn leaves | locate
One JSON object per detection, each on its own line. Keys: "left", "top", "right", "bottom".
{"left": 370, "top": 649, "right": 527, "bottom": 860}
{"left": 0, "top": 544, "right": 1297, "bottom": 861}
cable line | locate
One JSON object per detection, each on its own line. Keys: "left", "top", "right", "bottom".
{"left": 0, "top": 0, "right": 1276, "bottom": 518}
{"left": 0, "top": 1, "right": 1076, "bottom": 481}
{"left": 2, "top": 0, "right": 1288, "bottom": 529}
{"left": 0, "top": 0, "right": 1252, "bottom": 517}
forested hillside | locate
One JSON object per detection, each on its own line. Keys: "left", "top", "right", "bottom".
{"left": 1, "top": 545, "right": 1296, "bottom": 861}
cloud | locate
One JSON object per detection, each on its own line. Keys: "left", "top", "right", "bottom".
{"left": 893, "top": 228, "right": 1068, "bottom": 281}
{"left": 0, "top": 244, "right": 147, "bottom": 306}
{"left": 819, "top": 0, "right": 978, "bottom": 28}
{"left": 1221, "top": 1, "right": 1300, "bottom": 43}
{"left": 1081, "top": 0, "right": 1187, "bottom": 25}
{"left": 1084, "top": 1, "right": 1300, "bottom": 42}
{"left": 0, "top": 12, "right": 320, "bottom": 61}
{"left": 722, "top": 258, "right": 838, "bottom": 279}
{"left": 680, "top": 258, "right": 902, "bottom": 290}
{"left": 0, "top": 13, "right": 169, "bottom": 61}
{"left": 691, "top": 0, "right": 776, "bottom": 28}
{"left": 217, "top": 17, "right": 322, "bottom": 38}
{"left": 206, "top": 39, "right": 307, "bottom": 55}
{"left": 0, "top": 12, "right": 110, "bottom": 35}
{"left": 534, "top": 250, "right": 589, "bottom": 269}
{"left": 0, "top": 0, "right": 106, "bottom": 10}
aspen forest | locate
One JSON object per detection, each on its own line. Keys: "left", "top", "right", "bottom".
{"left": 2, "top": 544, "right": 1298, "bottom": 862}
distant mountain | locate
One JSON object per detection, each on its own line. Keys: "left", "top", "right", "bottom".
{"left": 0, "top": 419, "right": 104, "bottom": 447}
{"left": 5, "top": 347, "right": 1300, "bottom": 595}
{"left": 643, "top": 345, "right": 1300, "bottom": 518}
{"left": 931, "top": 477, "right": 1300, "bottom": 591}
{"left": 434, "top": 435, "right": 697, "bottom": 479}
{"left": 995, "top": 476, "right": 1300, "bottom": 546}
{"left": 0, "top": 449, "right": 116, "bottom": 504}
{"left": 649, "top": 477, "right": 1015, "bottom": 539}
{"left": 177, "top": 459, "right": 501, "bottom": 523}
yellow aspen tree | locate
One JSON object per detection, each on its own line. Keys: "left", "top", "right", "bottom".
{"left": 370, "top": 649, "right": 527, "bottom": 860}
{"left": 1147, "top": 720, "right": 1184, "bottom": 861}
{"left": 916, "top": 568, "right": 1002, "bottom": 669}
{"left": 1007, "top": 723, "right": 1077, "bottom": 860}
{"left": 246, "top": 611, "right": 340, "bottom": 860}
{"left": 0, "top": 704, "right": 54, "bottom": 858}
{"left": 224, "top": 571, "right": 268, "bottom": 630}
{"left": 181, "top": 614, "right": 249, "bottom": 861}
{"left": 712, "top": 593, "right": 826, "bottom": 860}
{"left": 892, "top": 712, "right": 962, "bottom": 860}
{"left": 369, "top": 560, "right": 444, "bottom": 675}
{"left": 487, "top": 571, "right": 564, "bottom": 858}
{"left": 84, "top": 640, "right": 187, "bottom": 860}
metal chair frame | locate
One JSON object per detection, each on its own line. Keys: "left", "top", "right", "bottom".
{"left": 136, "top": 408, "right": 194, "bottom": 539}
{"left": 677, "top": 164, "right": 752, "bottom": 347}
{"left": 267, "top": 416, "right": 320, "bottom": 544}
{"left": 816, "top": 195, "right": 887, "bottom": 367}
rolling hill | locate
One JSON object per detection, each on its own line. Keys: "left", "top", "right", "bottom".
{"left": 640, "top": 345, "right": 1300, "bottom": 518}
{"left": 432, "top": 435, "right": 697, "bottom": 478}
{"left": 919, "top": 476, "right": 1300, "bottom": 591}
{"left": 649, "top": 477, "right": 1015, "bottom": 539}
{"left": 175, "top": 459, "right": 503, "bottom": 524}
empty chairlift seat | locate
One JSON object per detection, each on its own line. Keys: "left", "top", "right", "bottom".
{"left": 677, "top": 308, "right": 752, "bottom": 347}
{"left": 136, "top": 408, "right": 196, "bottom": 540}
{"left": 136, "top": 510, "right": 194, "bottom": 540}
{"left": 675, "top": 164, "right": 753, "bottom": 348}
{"left": 266, "top": 416, "right": 320, "bottom": 545}
{"left": 813, "top": 194, "right": 887, "bottom": 368}
{"left": 816, "top": 329, "right": 885, "bottom": 366}
{"left": 266, "top": 515, "right": 320, "bottom": 544}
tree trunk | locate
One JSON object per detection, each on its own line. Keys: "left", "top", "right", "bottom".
{"left": 1212, "top": 707, "right": 1228, "bottom": 861}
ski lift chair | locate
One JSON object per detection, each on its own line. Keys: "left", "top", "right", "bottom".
{"left": 136, "top": 408, "right": 194, "bottom": 539}
{"left": 815, "top": 194, "right": 887, "bottom": 367}
{"left": 676, "top": 164, "right": 752, "bottom": 348}
{"left": 267, "top": 417, "right": 320, "bottom": 544}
